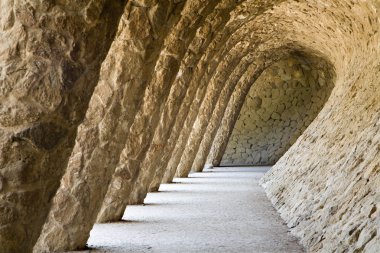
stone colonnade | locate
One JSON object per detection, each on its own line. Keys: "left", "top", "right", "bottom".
{"left": 0, "top": 1, "right": 378, "bottom": 252}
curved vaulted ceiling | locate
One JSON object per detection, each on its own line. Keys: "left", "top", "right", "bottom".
{"left": 0, "top": 0, "right": 378, "bottom": 252}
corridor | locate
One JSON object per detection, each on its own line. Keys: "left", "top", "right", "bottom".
{"left": 86, "top": 167, "right": 304, "bottom": 253}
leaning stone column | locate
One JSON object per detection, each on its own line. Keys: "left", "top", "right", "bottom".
{"left": 96, "top": 0, "right": 221, "bottom": 223}
{"left": 207, "top": 56, "right": 277, "bottom": 167}
{"left": 148, "top": 29, "right": 234, "bottom": 188}
{"left": 175, "top": 42, "right": 251, "bottom": 177}
{"left": 130, "top": 0, "right": 242, "bottom": 199}
{"left": 0, "top": 1, "right": 125, "bottom": 252}
{"left": 165, "top": 46, "right": 246, "bottom": 180}
{"left": 157, "top": 34, "right": 239, "bottom": 185}
{"left": 160, "top": 0, "right": 286, "bottom": 183}
{"left": 193, "top": 51, "right": 287, "bottom": 171}
{"left": 191, "top": 56, "right": 255, "bottom": 172}
{"left": 34, "top": 2, "right": 181, "bottom": 252}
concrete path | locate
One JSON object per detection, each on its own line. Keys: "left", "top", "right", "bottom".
{"left": 85, "top": 167, "right": 304, "bottom": 253}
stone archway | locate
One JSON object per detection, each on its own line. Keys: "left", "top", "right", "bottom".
{"left": 0, "top": 1, "right": 378, "bottom": 253}
{"left": 221, "top": 54, "right": 334, "bottom": 166}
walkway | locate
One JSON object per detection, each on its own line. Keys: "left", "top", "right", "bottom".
{"left": 85, "top": 167, "right": 304, "bottom": 253}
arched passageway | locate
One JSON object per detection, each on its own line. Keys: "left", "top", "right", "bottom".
{"left": 221, "top": 54, "right": 335, "bottom": 166}
{"left": 0, "top": 0, "right": 378, "bottom": 253}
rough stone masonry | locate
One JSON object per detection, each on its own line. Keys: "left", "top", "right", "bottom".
{"left": 0, "top": 0, "right": 378, "bottom": 253}
{"left": 222, "top": 56, "right": 334, "bottom": 166}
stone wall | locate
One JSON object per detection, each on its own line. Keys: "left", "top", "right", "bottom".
{"left": 260, "top": 1, "right": 380, "bottom": 252}
{"left": 0, "top": 1, "right": 378, "bottom": 252}
{"left": 221, "top": 56, "right": 333, "bottom": 166}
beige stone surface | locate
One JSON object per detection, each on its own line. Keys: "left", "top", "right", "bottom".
{"left": 161, "top": 1, "right": 288, "bottom": 183}
{"left": 96, "top": 0, "right": 220, "bottom": 223}
{"left": 0, "top": 0, "right": 378, "bottom": 252}
{"left": 221, "top": 56, "right": 334, "bottom": 166}
{"left": 132, "top": 0, "right": 242, "bottom": 198}
{"left": 34, "top": 2, "right": 182, "bottom": 252}
{"left": 0, "top": 1, "right": 125, "bottom": 252}
{"left": 259, "top": 1, "right": 380, "bottom": 252}
{"left": 174, "top": 42, "right": 253, "bottom": 177}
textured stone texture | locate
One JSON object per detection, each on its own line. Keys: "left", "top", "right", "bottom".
{"left": 161, "top": 1, "right": 288, "bottom": 183}
{"left": 260, "top": 1, "right": 380, "bottom": 252}
{"left": 96, "top": 0, "right": 221, "bottom": 223}
{"left": 0, "top": 0, "right": 378, "bottom": 252}
{"left": 221, "top": 56, "right": 334, "bottom": 166}
{"left": 0, "top": 1, "right": 125, "bottom": 252}
{"left": 174, "top": 42, "right": 253, "bottom": 177}
{"left": 35, "top": 2, "right": 185, "bottom": 252}
{"left": 207, "top": 64, "right": 267, "bottom": 168}
{"left": 190, "top": 60, "right": 264, "bottom": 173}
{"left": 131, "top": 0, "right": 243, "bottom": 198}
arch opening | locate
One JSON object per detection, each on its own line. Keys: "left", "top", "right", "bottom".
{"left": 221, "top": 52, "right": 335, "bottom": 166}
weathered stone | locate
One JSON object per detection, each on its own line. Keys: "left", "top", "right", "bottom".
{"left": 0, "top": 1, "right": 378, "bottom": 252}
{"left": 0, "top": 1, "right": 126, "bottom": 252}
{"left": 259, "top": 1, "right": 380, "bottom": 252}
{"left": 34, "top": 1, "right": 183, "bottom": 252}
{"left": 191, "top": 60, "right": 253, "bottom": 173}
{"left": 175, "top": 41, "right": 252, "bottom": 177}
{"left": 96, "top": 0, "right": 221, "bottom": 223}
{"left": 161, "top": 2, "right": 288, "bottom": 183}
{"left": 221, "top": 56, "right": 334, "bottom": 166}
{"left": 132, "top": 0, "right": 243, "bottom": 197}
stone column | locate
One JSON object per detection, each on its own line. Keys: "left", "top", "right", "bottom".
{"left": 131, "top": 0, "right": 242, "bottom": 198}
{"left": 149, "top": 28, "right": 235, "bottom": 186}
{"left": 159, "top": 6, "right": 286, "bottom": 183}
{"left": 175, "top": 42, "right": 251, "bottom": 177}
{"left": 34, "top": 1, "right": 185, "bottom": 252}
{"left": 0, "top": 1, "right": 125, "bottom": 252}
{"left": 162, "top": 44, "right": 245, "bottom": 181}
{"left": 207, "top": 54, "right": 284, "bottom": 167}
{"left": 191, "top": 57, "right": 255, "bottom": 172}
{"left": 96, "top": 0, "right": 221, "bottom": 223}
